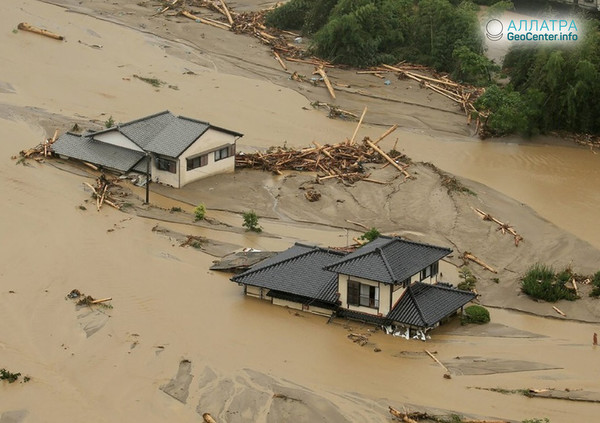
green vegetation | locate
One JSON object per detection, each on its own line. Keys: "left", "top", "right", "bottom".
{"left": 242, "top": 210, "right": 262, "bottom": 232}
{"left": 590, "top": 271, "right": 600, "bottom": 297}
{"left": 360, "top": 227, "right": 380, "bottom": 242}
{"left": 105, "top": 115, "right": 115, "bottom": 128}
{"left": 521, "top": 264, "right": 578, "bottom": 302}
{"left": 193, "top": 204, "right": 206, "bottom": 221}
{"left": 170, "top": 206, "right": 183, "bottom": 213}
{"left": 266, "top": 0, "right": 495, "bottom": 84}
{"left": 462, "top": 304, "right": 490, "bottom": 324}
{"left": 457, "top": 266, "right": 477, "bottom": 292}
{"left": 0, "top": 368, "right": 23, "bottom": 383}
{"left": 522, "top": 419, "right": 550, "bottom": 423}
{"left": 133, "top": 74, "right": 165, "bottom": 88}
{"left": 477, "top": 20, "right": 600, "bottom": 137}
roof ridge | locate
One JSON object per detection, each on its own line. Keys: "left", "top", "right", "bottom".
{"left": 376, "top": 247, "right": 397, "bottom": 282}
{"left": 177, "top": 115, "right": 211, "bottom": 126}
{"left": 118, "top": 110, "right": 172, "bottom": 128}
{"left": 394, "top": 237, "right": 452, "bottom": 252}
{"left": 406, "top": 283, "right": 428, "bottom": 325}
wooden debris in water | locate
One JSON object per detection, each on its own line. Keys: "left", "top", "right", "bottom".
{"left": 462, "top": 252, "right": 497, "bottom": 274}
{"left": 83, "top": 175, "right": 122, "bottom": 211}
{"left": 17, "top": 22, "right": 64, "bottom": 40}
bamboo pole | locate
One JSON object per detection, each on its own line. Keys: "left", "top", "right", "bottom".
{"left": 349, "top": 107, "right": 367, "bottom": 145}
{"left": 18, "top": 22, "right": 64, "bottom": 40}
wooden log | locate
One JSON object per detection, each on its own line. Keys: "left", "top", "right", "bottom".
{"left": 219, "top": 0, "right": 235, "bottom": 25}
{"left": 365, "top": 139, "right": 411, "bottom": 179}
{"left": 84, "top": 182, "right": 99, "bottom": 196}
{"left": 180, "top": 11, "right": 230, "bottom": 30}
{"left": 388, "top": 407, "right": 418, "bottom": 423}
{"left": 373, "top": 124, "right": 398, "bottom": 145}
{"left": 90, "top": 297, "right": 112, "bottom": 304}
{"left": 553, "top": 306, "right": 566, "bottom": 317}
{"left": 98, "top": 185, "right": 108, "bottom": 211}
{"left": 103, "top": 199, "right": 121, "bottom": 210}
{"left": 314, "top": 66, "right": 336, "bottom": 99}
{"left": 346, "top": 219, "right": 370, "bottom": 230}
{"left": 463, "top": 252, "right": 497, "bottom": 273}
{"left": 349, "top": 107, "right": 367, "bottom": 145}
{"left": 18, "top": 22, "right": 64, "bottom": 41}
{"left": 273, "top": 50, "right": 287, "bottom": 71}
{"left": 202, "top": 413, "right": 217, "bottom": 423}
{"left": 571, "top": 278, "right": 579, "bottom": 296}
{"left": 363, "top": 177, "right": 389, "bottom": 185}
{"left": 424, "top": 349, "right": 451, "bottom": 378}
{"left": 83, "top": 161, "right": 99, "bottom": 171}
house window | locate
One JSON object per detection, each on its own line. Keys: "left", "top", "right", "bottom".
{"left": 187, "top": 154, "right": 208, "bottom": 171}
{"left": 394, "top": 277, "right": 411, "bottom": 291}
{"left": 348, "top": 280, "right": 379, "bottom": 309}
{"left": 420, "top": 261, "right": 439, "bottom": 281}
{"left": 156, "top": 157, "right": 176, "bottom": 174}
{"left": 214, "top": 144, "right": 235, "bottom": 162}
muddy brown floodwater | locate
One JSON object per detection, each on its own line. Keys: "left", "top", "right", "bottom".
{"left": 1, "top": 1, "right": 599, "bottom": 423}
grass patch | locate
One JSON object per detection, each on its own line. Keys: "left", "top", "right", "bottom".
{"left": 170, "top": 206, "right": 182, "bottom": 213}
{"left": 133, "top": 74, "right": 165, "bottom": 88}
{"left": 0, "top": 368, "right": 23, "bottom": 383}
{"left": 521, "top": 264, "right": 578, "bottom": 302}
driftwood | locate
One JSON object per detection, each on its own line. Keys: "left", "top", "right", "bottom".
{"left": 425, "top": 350, "right": 452, "bottom": 379}
{"left": 553, "top": 306, "right": 566, "bottom": 317}
{"left": 202, "top": 413, "right": 217, "bottom": 423}
{"left": 90, "top": 297, "right": 112, "bottom": 304}
{"left": 462, "top": 252, "right": 497, "bottom": 273}
{"left": 365, "top": 138, "right": 411, "bottom": 180}
{"left": 473, "top": 208, "right": 523, "bottom": 246}
{"left": 273, "top": 50, "right": 287, "bottom": 70}
{"left": 346, "top": 220, "right": 370, "bottom": 230}
{"left": 389, "top": 406, "right": 508, "bottom": 423}
{"left": 18, "top": 22, "right": 64, "bottom": 40}
{"left": 180, "top": 10, "right": 230, "bottom": 30}
{"left": 83, "top": 176, "right": 122, "bottom": 211}
{"left": 313, "top": 66, "right": 336, "bottom": 99}
{"left": 373, "top": 124, "right": 398, "bottom": 145}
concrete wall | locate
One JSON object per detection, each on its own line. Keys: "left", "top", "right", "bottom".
{"left": 95, "top": 131, "right": 144, "bottom": 152}
{"left": 271, "top": 298, "right": 332, "bottom": 317}
{"left": 178, "top": 129, "right": 236, "bottom": 187}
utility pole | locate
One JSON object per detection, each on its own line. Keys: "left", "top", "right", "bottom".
{"left": 145, "top": 153, "right": 150, "bottom": 204}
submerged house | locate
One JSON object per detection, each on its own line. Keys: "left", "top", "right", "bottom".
{"left": 53, "top": 111, "right": 243, "bottom": 188}
{"left": 232, "top": 236, "right": 476, "bottom": 336}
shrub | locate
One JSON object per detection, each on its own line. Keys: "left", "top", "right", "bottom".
{"left": 590, "top": 271, "right": 600, "bottom": 298}
{"left": 105, "top": 115, "right": 115, "bottom": 128}
{"left": 360, "top": 228, "right": 380, "bottom": 242}
{"left": 522, "top": 419, "right": 550, "bottom": 423}
{"left": 242, "top": 210, "right": 262, "bottom": 232}
{"left": 521, "top": 264, "right": 578, "bottom": 302}
{"left": 265, "top": 0, "right": 311, "bottom": 31}
{"left": 462, "top": 305, "right": 490, "bottom": 324}
{"left": 457, "top": 267, "right": 477, "bottom": 292}
{"left": 0, "top": 368, "right": 21, "bottom": 383}
{"left": 193, "top": 204, "right": 206, "bottom": 221}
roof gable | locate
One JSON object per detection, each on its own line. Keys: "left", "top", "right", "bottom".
{"left": 324, "top": 236, "right": 451, "bottom": 284}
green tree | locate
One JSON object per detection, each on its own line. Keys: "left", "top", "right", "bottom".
{"left": 360, "top": 227, "right": 381, "bottom": 242}
{"left": 242, "top": 210, "right": 262, "bottom": 232}
{"left": 194, "top": 203, "right": 206, "bottom": 221}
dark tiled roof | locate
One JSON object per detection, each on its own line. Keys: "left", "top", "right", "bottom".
{"left": 387, "top": 282, "right": 476, "bottom": 328}
{"left": 53, "top": 133, "right": 145, "bottom": 172}
{"left": 231, "top": 244, "right": 346, "bottom": 304}
{"left": 325, "top": 236, "right": 451, "bottom": 284}
{"left": 88, "top": 111, "right": 243, "bottom": 158}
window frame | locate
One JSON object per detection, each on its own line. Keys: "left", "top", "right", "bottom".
{"left": 156, "top": 157, "right": 176, "bottom": 174}
{"left": 347, "top": 279, "right": 379, "bottom": 309}
{"left": 186, "top": 153, "right": 208, "bottom": 171}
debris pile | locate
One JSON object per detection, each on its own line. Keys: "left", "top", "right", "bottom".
{"left": 66, "top": 289, "right": 112, "bottom": 306}
{"left": 347, "top": 332, "right": 369, "bottom": 346}
{"left": 83, "top": 175, "right": 123, "bottom": 211}
{"left": 473, "top": 208, "right": 523, "bottom": 247}
{"left": 18, "top": 129, "right": 59, "bottom": 162}
{"left": 236, "top": 126, "right": 411, "bottom": 184}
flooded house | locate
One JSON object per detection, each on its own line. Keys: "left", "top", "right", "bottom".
{"left": 53, "top": 110, "right": 243, "bottom": 188}
{"left": 232, "top": 236, "right": 476, "bottom": 337}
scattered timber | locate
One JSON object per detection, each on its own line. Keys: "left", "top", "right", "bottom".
{"left": 236, "top": 136, "right": 412, "bottom": 184}
{"left": 17, "top": 22, "right": 64, "bottom": 40}
{"left": 19, "top": 129, "right": 60, "bottom": 161}
{"left": 313, "top": 66, "right": 336, "bottom": 99}
{"left": 553, "top": 306, "right": 566, "bottom": 317}
{"left": 349, "top": 107, "right": 367, "bottom": 144}
{"left": 388, "top": 406, "right": 509, "bottom": 423}
{"left": 473, "top": 208, "right": 523, "bottom": 246}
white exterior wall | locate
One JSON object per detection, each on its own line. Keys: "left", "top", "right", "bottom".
{"left": 178, "top": 129, "right": 237, "bottom": 187}
{"left": 391, "top": 285, "right": 406, "bottom": 306}
{"left": 338, "top": 274, "right": 392, "bottom": 316}
{"left": 95, "top": 131, "right": 144, "bottom": 152}
{"left": 151, "top": 157, "right": 180, "bottom": 187}
{"left": 271, "top": 298, "right": 333, "bottom": 317}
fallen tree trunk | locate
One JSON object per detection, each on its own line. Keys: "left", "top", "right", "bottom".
{"left": 373, "top": 124, "right": 398, "bottom": 145}
{"left": 273, "top": 50, "right": 287, "bottom": 71}
{"left": 18, "top": 22, "right": 64, "bottom": 40}
{"left": 202, "top": 413, "right": 217, "bottom": 423}
{"left": 365, "top": 138, "right": 411, "bottom": 179}
{"left": 90, "top": 297, "right": 112, "bottom": 304}
{"left": 180, "top": 10, "right": 230, "bottom": 30}
{"left": 463, "top": 252, "right": 497, "bottom": 273}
